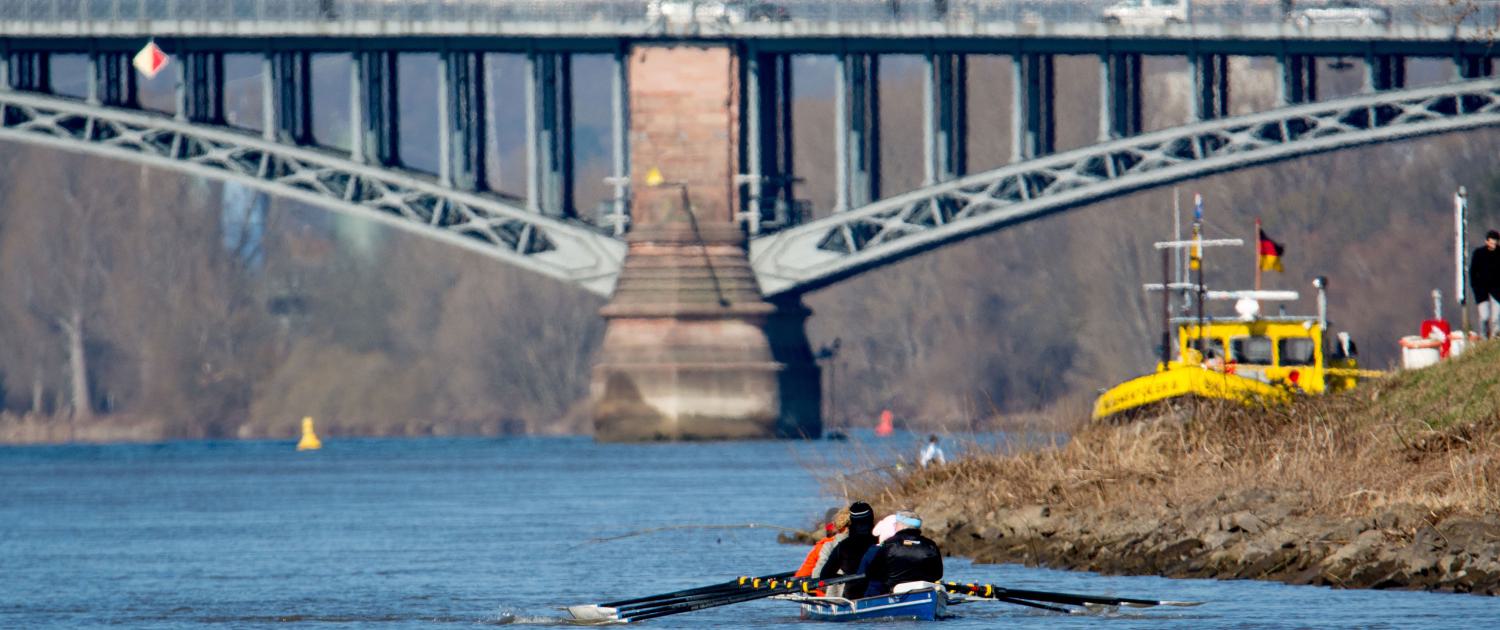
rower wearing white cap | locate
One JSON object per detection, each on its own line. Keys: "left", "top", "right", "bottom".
{"left": 850, "top": 511, "right": 943, "bottom": 598}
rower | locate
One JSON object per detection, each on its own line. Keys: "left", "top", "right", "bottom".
{"left": 854, "top": 511, "right": 942, "bottom": 598}
{"left": 795, "top": 508, "right": 848, "bottom": 578}
{"left": 814, "top": 501, "right": 877, "bottom": 597}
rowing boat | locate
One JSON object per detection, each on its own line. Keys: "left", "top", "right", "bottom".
{"left": 775, "top": 582, "right": 950, "bottom": 622}
{"left": 567, "top": 573, "right": 1200, "bottom": 623}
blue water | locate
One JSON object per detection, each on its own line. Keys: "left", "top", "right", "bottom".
{"left": 1, "top": 436, "right": 1494, "bottom": 628}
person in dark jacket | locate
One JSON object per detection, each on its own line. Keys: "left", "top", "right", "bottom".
{"left": 814, "top": 501, "right": 877, "bottom": 596}
{"left": 1473, "top": 230, "right": 1500, "bottom": 339}
{"left": 854, "top": 512, "right": 943, "bottom": 598}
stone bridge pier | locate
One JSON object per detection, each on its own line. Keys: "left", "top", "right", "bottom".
{"left": 591, "top": 44, "right": 819, "bottom": 441}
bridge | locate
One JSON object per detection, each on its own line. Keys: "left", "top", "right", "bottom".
{"left": 3, "top": 0, "right": 1498, "bottom": 439}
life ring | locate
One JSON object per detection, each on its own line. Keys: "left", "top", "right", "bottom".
{"left": 1398, "top": 336, "right": 1443, "bottom": 349}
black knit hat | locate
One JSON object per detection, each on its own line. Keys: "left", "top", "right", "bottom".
{"left": 848, "top": 501, "right": 875, "bottom": 534}
{"left": 1487, "top": 230, "right": 1500, "bottom": 241}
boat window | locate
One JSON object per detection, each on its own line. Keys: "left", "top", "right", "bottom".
{"left": 1192, "top": 338, "right": 1225, "bottom": 360}
{"left": 1230, "top": 336, "right": 1274, "bottom": 364}
{"left": 1279, "top": 338, "right": 1317, "bottom": 366}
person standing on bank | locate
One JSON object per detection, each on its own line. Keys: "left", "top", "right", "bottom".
{"left": 1472, "top": 230, "right": 1500, "bottom": 339}
{"left": 919, "top": 435, "right": 946, "bottom": 467}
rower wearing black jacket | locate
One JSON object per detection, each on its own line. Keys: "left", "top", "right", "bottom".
{"left": 814, "top": 501, "right": 877, "bottom": 596}
{"left": 858, "top": 513, "right": 943, "bottom": 598}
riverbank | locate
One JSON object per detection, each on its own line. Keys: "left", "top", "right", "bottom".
{"left": 842, "top": 340, "right": 1500, "bottom": 594}
{"left": 0, "top": 412, "right": 174, "bottom": 445}
{"left": 0, "top": 410, "right": 551, "bottom": 445}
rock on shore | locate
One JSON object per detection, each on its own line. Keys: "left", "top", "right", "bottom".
{"left": 912, "top": 488, "right": 1500, "bottom": 594}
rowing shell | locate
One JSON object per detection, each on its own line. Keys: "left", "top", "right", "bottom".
{"left": 775, "top": 582, "right": 950, "bottom": 622}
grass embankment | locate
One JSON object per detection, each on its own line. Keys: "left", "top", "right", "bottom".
{"left": 846, "top": 340, "right": 1500, "bottom": 593}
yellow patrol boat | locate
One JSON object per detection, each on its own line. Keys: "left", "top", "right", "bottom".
{"left": 1092, "top": 303, "right": 1366, "bottom": 422}
{"left": 1092, "top": 211, "right": 1374, "bottom": 422}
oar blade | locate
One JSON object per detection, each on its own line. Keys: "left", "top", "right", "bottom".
{"left": 1128, "top": 599, "right": 1204, "bottom": 608}
{"left": 566, "top": 605, "right": 618, "bottom": 621}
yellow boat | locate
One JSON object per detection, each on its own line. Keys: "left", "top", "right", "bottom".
{"left": 1092, "top": 313, "right": 1367, "bottom": 422}
{"left": 1092, "top": 213, "right": 1379, "bottom": 422}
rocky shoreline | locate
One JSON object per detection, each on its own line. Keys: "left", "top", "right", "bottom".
{"left": 785, "top": 488, "right": 1500, "bottom": 595}
{"left": 909, "top": 489, "right": 1500, "bottom": 595}
{"left": 810, "top": 342, "right": 1500, "bottom": 597}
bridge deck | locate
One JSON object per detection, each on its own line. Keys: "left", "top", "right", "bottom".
{"left": 1, "top": 0, "right": 1494, "bottom": 51}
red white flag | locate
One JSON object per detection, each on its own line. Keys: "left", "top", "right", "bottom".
{"left": 133, "top": 41, "right": 169, "bottom": 79}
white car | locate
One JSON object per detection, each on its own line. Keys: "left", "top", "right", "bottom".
{"left": 1101, "top": 0, "right": 1189, "bottom": 26}
{"left": 1286, "top": 1, "right": 1389, "bottom": 27}
{"left": 646, "top": 0, "right": 789, "bottom": 24}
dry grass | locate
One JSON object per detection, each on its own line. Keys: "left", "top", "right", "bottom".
{"left": 846, "top": 339, "right": 1500, "bottom": 520}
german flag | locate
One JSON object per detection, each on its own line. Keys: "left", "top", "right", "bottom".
{"left": 1258, "top": 231, "right": 1285, "bottom": 272}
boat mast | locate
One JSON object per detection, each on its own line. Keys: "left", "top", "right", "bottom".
{"left": 1193, "top": 195, "right": 1205, "bottom": 352}
{"left": 1254, "top": 217, "right": 1262, "bottom": 291}
{"left": 1161, "top": 247, "right": 1172, "bottom": 368}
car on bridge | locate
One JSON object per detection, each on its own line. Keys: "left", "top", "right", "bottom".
{"left": 646, "top": 0, "right": 791, "bottom": 24}
{"left": 1285, "top": 0, "right": 1390, "bottom": 27}
{"left": 1101, "top": 0, "right": 1190, "bottom": 26}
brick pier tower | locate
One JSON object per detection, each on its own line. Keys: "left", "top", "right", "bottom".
{"left": 591, "top": 44, "right": 817, "bottom": 441}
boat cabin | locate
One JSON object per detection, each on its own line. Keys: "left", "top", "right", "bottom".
{"left": 1173, "top": 315, "right": 1356, "bottom": 394}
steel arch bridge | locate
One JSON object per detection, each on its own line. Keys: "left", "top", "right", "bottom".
{"left": 749, "top": 78, "right": 1500, "bottom": 297}
{"left": 0, "top": 90, "right": 626, "bottom": 296}
{"left": 4, "top": 80, "right": 1500, "bottom": 299}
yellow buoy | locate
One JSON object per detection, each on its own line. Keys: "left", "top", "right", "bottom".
{"left": 297, "top": 416, "right": 322, "bottom": 451}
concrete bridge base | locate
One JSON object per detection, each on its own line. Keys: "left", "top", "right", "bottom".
{"left": 590, "top": 42, "right": 820, "bottom": 441}
{"left": 592, "top": 222, "right": 813, "bottom": 441}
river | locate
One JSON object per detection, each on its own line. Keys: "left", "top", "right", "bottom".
{"left": 1, "top": 434, "right": 1492, "bottom": 628}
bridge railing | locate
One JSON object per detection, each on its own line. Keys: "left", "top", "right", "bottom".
{"left": 6, "top": 0, "right": 649, "bottom": 24}
{"left": 5, "top": 0, "right": 1496, "bottom": 29}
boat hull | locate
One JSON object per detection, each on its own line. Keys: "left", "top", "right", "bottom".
{"left": 799, "top": 588, "right": 946, "bottom": 622}
{"left": 1092, "top": 366, "right": 1291, "bottom": 421}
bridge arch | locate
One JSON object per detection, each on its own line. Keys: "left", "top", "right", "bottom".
{"left": 749, "top": 78, "right": 1500, "bottom": 297}
{"left": 0, "top": 91, "right": 625, "bottom": 295}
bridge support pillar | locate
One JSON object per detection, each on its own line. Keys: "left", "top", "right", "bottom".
{"left": 1365, "top": 54, "right": 1405, "bottom": 92}
{"left": 6, "top": 50, "right": 49, "bottom": 93}
{"left": 88, "top": 51, "right": 136, "bottom": 107}
{"left": 1012, "top": 53, "right": 1055, "bottom": 161}
{"left": 1192, "top": 52, "right": 1229, "bottom": 120}
{"left": 441, "top": 51, "right": 486, "bottom": 191}
{"left": 179, "top": 52, "right": 224, "bottom": 124}
{"left": 923, "top": 52, "right": 966, "bottom": 185}
{"left": 1278, "top": 53, "right": 1316, "bottom": 106}
{"left": 609, "top": 45, "right": 631, "bottom": 236}
{"left": 352, "top": 50, "right": 399, "bottom": 166}
{"left": 593, "top": 43, "right": 811, "bottom": 441}
{"left": 266, "top": 51, "right": 312, "bottom": 144}
{"left": 1457, "top": 54, "right": 1493, "bottom": 79}
{"left": 836, "top": 52, "right": 880, "bottom": 211}
{"left": 527, "top": 51, "right": 574, "bottom": 218}
{"left": 1099, "top": 52, "right": 1142, "bottom": 141}
{"left": 742, "top": 49, "right": 796, "bottom": 232}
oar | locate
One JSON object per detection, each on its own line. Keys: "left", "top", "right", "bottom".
{"left": 610, "top": 580, "right": 789, "bottom": 613}
{"left": 567, "top": 571, "right": 795, "bottom": 621}
{"left": 989, "top": 596, "right": 1072, "bottom": 614}
{"left": 604, "top": 571, "right": 794, "bottom": 607}
{"left": 618, "top": 574, "right": 866, "bottom": 623}
{"left": 943, "top": 581, "right": 1202, "bottom": 609}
